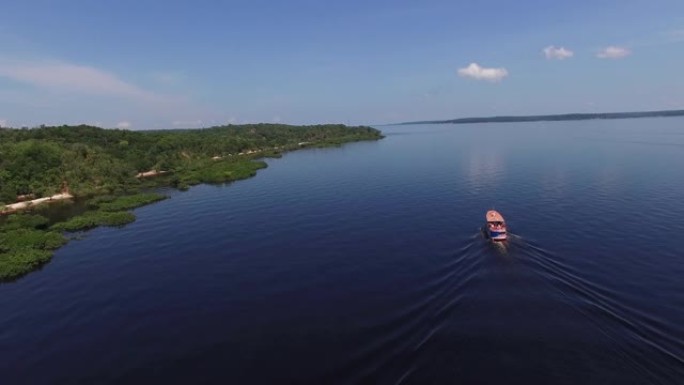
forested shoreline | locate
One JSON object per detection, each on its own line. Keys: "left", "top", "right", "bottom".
{"left": 400, "top": 109, "right": 684, "bottom": 125}
{"left": 0, "top": 123, "right": 382, "bottom": 203}
{"left": 0, "top": 123, "right": 383, "bottom": 280}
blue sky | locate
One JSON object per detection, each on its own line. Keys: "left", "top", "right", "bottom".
{"left": 1, "top": 0, "right": 683, "bottom": 129}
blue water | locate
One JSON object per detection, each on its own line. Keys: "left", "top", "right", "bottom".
{"left": 1, "top": 119, "right": 683, "bottom": 384}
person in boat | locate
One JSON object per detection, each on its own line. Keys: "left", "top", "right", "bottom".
{"left": 490, "top": 222, "right": 503, "bottom": 230}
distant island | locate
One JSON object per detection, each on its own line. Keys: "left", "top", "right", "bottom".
{"left": 399, "top": 109, "right": 684, "bottom": 125}
{"left": 0, "top": 123, "right": 383, "bottom": 281}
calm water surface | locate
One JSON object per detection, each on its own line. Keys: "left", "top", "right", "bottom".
{"left": 1, "top": 119, "right": 683, "bottom": 384}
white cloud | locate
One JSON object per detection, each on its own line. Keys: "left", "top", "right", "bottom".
{"left": 457, "top": 63, "right": 508, "bottom": 82}
{"left": 0, "top": 118, "right": 8, "bottom": 127}
{"left": 0, "top": 57, "right": 163, "bottom": 101}
{"left": 543, "top": 45, "right": 574, "bottom": 60}
{"left": 596, "top": 46, "right": 631, "bottom": 59}
{"left": 116, "top": 121, "right": 131, "bottom": 129}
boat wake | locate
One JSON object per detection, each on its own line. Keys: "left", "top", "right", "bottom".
{"left": 513, "top": 236, "right": 684, "bottom": 384}
{"left": 318, "top": 231, "right": 682, "bottom": 384}
{"left": 321, "top": 234, "right": 487, "bottom": 384}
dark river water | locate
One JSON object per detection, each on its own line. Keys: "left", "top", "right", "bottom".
{"left": 2, "top": 119, "right": 684, "bottom": 384}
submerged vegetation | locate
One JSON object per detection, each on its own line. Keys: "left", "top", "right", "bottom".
{"left": 0, "top": 123, "right": 383, "bottom": 280}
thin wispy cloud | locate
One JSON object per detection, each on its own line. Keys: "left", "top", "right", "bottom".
{"left": 0, "top": 57, "right": 165, "bottom": 102}
{"left": 666, "top": 29, "right": 684, "bottom": 43}
{"left": 0, "top": 118, "right": 8, "bottom": 127}
{"left": 0, "top": 56, "right": 209, "bottom": 129}
{"left": 150, "top": 71, "right": 186, "bottom": 86}
{"left": 543, "top": 45, "right": 574, "bottom": 60}
{"left": 458, "top": 63, "right": 508, "bottom": 82}
{"left": 596, "top": 46, "right": 631, "bottom": 59}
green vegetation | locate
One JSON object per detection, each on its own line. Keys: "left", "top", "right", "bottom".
{"left": 0, "top": 228, "right": 67, "bottom": 250}
{"left": 0, "top": 214, "right": 49, "bottom": 231}
{"left": 50, "top": 211, "right": 136, "bottom": 232}
{"left": 0, "top": 123, "right": 383, "bottom": 281}
{"left": 0, "top": 214, "right": 66, "bottom": 280}
{"left": 173, "top": 158, "right": 268, "bottom": 186}
{"left": 91, "top": 193, "right": 167, "bottom": 212}
{"left": 0, "top": 123, "right": 382, "bottom": 202}
{"left": 0, "top": 249, "right": 54, "bottom": 281}
{"left": 49, "top": 193, "right": 167, "bottom": 232}
{"left": 0, "top": 193, "right": 166, "bottom": 280}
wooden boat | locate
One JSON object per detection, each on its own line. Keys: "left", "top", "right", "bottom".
{"left": 486, "top": 210, "right": 507, "bottom": 241}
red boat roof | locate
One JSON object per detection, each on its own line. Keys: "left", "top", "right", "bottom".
{"left": 486, "top": 210, "right": 505, "bottom": 223}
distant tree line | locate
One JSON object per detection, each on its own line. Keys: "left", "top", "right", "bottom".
{"left": 400, "top": 109, "right": 684, "bottom": 125}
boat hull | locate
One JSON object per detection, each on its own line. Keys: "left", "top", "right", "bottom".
{"left": 488, "top": 230, "right": 507, "bottom": 241}
{"left": 485, "top": 210, "right": 507, "bottom": 241}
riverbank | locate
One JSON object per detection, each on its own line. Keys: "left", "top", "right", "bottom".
{"left": 0, "top": 123, "right": 383, "bottom": 204}
{"left": 0, "top": 193, "right": 171, "bottom": 280}
{"left": 0, "top": 125, "right": 383, "bottom": 281}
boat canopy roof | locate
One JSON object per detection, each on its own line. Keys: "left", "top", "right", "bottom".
{"left": 486, "top": 210, "right": 505, "bottom": 223}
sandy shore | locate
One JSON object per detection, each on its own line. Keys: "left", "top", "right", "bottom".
{"left": 135, "top": 170, "right": 169, "bottom": 178}
{"left": 1, "top": 193, "right": 74, "bottom": 215}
